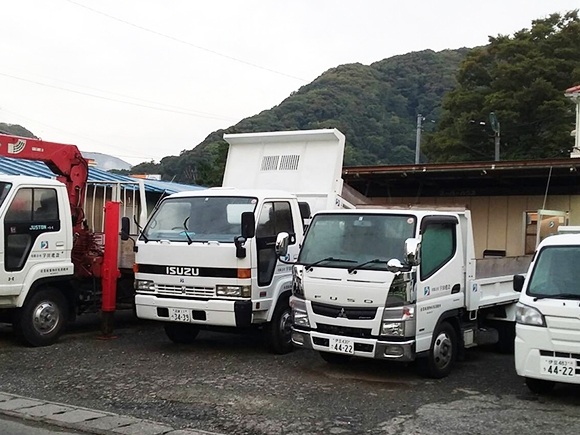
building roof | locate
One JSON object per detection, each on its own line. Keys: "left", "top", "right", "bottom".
{"left": 0, "top": 157, "right": 205, "bottom": 195}
{"left": 565, "top": 84, "right": 580, "bottom": 94}
{"left": 343, "top": 158, "right": 580, "bottom": 198}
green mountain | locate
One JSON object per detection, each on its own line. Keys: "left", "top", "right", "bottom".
{"left": 132, "top": 48, "right": 470, "bottom": 186}
{"left": 0, "top": 123, "right": 36, "bottom": 138}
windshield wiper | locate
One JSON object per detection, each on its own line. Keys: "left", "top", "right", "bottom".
{"left": 347, "top": 259, "right": 389, "bottom": 274}
{"left": 533, "top": 293, "right": 580, "bottom": 301}
{"left": 182, "top": 217, "right": 193, "bottom": 245}
{"left": 304, "top": 257, "right": 356, "bottom": 271}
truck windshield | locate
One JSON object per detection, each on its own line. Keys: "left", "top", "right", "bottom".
{"left": 142, "top": 196, "right": 257, "bottom": 243}
{"left": 0, "top": 182, "right": 12, "bottom": 208}
{"left": 298, "top": 213, "right": 416, "bottom": 270}
{"left": 527, "top": 246, "right": 580, "bottom": 299}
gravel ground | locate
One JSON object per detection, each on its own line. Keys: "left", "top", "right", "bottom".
{"left": 1, "top": 313, "right": 580, "bottom": 435}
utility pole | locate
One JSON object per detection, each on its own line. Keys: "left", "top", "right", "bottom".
{"left": 489, "top": 112, "right": 500, "bottom": 161}
{"left": 415, "top": 113, "right": 422, "bottom": 164}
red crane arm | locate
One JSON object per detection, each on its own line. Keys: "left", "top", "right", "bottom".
{"left": 0, "top": 134, "right": 89, "bottom": 231}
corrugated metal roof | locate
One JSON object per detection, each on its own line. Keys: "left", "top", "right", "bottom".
{"left": 0, "top": 156, "right": 205, "bottom": 194}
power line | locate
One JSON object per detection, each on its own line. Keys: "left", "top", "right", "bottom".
{"left": 0, "top": 71, "right": 234, "bottom": 121}
{"left": 0, "top": 108, "right": 158, "bottom": 161}
{"left": 63, "top": 0, "right": 308, "bottom": 83}
{"left": 0, "top": 64, "right": 238, "bottom": 121}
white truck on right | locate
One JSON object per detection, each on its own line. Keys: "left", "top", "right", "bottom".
{"left": 514, "top": 230, "right": 580, "bottom": 393}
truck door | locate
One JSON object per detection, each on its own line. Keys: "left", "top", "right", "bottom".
{"left": 255, "top": 201, "right": 297, "bottom": 292}
{"left": 1, "top": 187, "right": 63, "bottom": 295}
{"left": 415, "top": 216, "right": 464, "bottom": 353}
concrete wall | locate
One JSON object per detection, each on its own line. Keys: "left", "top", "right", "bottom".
{"left": 368, "top": 195, "right": 580, "bottom": 258}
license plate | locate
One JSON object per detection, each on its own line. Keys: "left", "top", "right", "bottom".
{"left": 540, "top": 357, "right": 576, "bottom": 377}
{"left": 329, "top": 337, "right": 354, "bottom": 354}
{"left": 169, "top": 308, "right": 191, "bottom": 323}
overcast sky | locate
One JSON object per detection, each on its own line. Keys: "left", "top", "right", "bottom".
{"left": 1, "top": 0, "right": 578, "bottom": 165}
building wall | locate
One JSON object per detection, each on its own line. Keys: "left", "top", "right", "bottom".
{"left": 368, "top": 195, "right": 580, "bottom": 258}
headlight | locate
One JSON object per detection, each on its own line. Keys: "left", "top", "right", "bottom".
{"left": 381, "top": 305, "right": 415, "bottom": 337}
{"left": 216, "top": 285, "right": 251, "bottom": 298}
{"left": 516, "top": 303, "right": 546, "bottom": 327}
{"left": 135, "top": 279, "right": 155, "bottom": 291}
{"left": 381, "top": 321, "right": 404, "bottom": 336}
{"left": 290, "top": 297, "right": 310, "bottom": 328}
{"left": 292, "top": 267, "right": 304, "bottom": 298}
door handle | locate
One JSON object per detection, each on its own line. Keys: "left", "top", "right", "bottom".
{"left": 451, "top": 284, "right": 461, "bottom": 294}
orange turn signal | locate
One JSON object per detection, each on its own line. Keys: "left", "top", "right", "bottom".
{"left": 237, "top": 268, "right": 251, "bottom": 279}
{"left": 133, "top": 264, "right": 139, "bottom": 273}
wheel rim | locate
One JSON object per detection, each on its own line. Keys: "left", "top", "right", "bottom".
{"left": 279, "top": 310, "right": 292, "bottom": 344}
{"left": 433, "top": 331, "right": 452, "bottom": 370}
{"left": 32, "top": 301, "right": 60, "bottom": 335}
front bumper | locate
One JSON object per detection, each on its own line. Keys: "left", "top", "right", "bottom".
{"left": 291, "top": 327, "right": 415, "bottom": 361}
{"left": 135, "top": 294, "right": 252, "bottom": 328}
{"left": 515, "top": 324, "right": 580, "bottom": 385}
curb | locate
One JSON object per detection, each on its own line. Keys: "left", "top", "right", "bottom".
{"left": 0, "top": 392, "right": 224, "bottom": 435}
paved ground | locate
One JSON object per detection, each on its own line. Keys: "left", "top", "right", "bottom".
{"left": 1, "top": 313, "right": 580, "bottom": 435}
{"left": 2, "top": 415, "right": 82, "bottom": 435}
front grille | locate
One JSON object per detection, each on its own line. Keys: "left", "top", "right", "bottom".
{"left": 311, "top": 302, "right": 377, "bottom": 320}
{"left": 156, "top": 284, "right": 215, "bottom": 298}
{"left": 316, "top": 323, "right": 373, "bottom": 339}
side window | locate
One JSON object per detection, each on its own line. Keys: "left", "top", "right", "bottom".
{"left": 274, "top": 202, "right": 293, "bottom": 234}
{"left": 256, "top": 202, "right": 275, "bottom": 237}
{"left": 420, "top": 223, "right": 456, "bottom": 280}
{"left": 33, "top": 189, "right": 59, "bottom": 221}
{"left": 5, "top": 188, "right": 33, "bottom": 222}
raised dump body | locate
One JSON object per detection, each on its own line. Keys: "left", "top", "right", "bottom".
{"left": 223, "top": 129, "right": 354, "bottom": 214}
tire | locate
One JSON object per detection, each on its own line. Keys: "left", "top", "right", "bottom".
{"left": 418, "top": 321, "right": 457, "bottom": 378}
{"left": 14, "top": 287, "right": 68, "bottom": 347}
{"left": 264, "top": 300, "right": 293, "bottom": 354}
{"left": 319, "top": 351, "right": 352, "bottom": 364}
{"left": 164, "top": 322, "right": 200, "bottom": 344}
{"left": 525, "top": 377, "right": 555, "bottom": 394}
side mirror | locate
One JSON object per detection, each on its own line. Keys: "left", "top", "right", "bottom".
{"left": 275, "top": 232, "right": 290, "bottom": 257}
{"left": 513, "top": 274, "right": 525, "bottom": 292}
{"left": 121, "top": 217, "right": 131, "bottom": 241}
{"left": 387, "top": 258, "right": 404, "bottom": 272}
{"left": 241, "top": 212, "right": 255, "bottom": 239}
{"left": 404, "top": 238, "right": 421, "bottom": 266}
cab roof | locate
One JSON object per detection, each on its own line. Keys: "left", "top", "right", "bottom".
{"left": 166, "top": 187, "right": 297, "bottom": 201}
{"left": 0, "top": 175, "right": 64, "bottom": 187}
{"left": 314, "top": 209, "right": 462, "bottom": 219}
{"left": 538, "top": 233, "right": 580, "bottom": 248}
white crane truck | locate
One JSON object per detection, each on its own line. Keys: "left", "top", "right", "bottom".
{"left": 134, "top": 129, "right": 354, "bottom": 353}
{"left": 281, "top": 208, "right": 529, "bottom": 377}
{"left": 514, "top": 229, "right": 580, "bottom": 393}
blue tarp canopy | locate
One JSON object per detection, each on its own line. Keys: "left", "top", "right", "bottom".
{"left": 0, "top": 156, "right": 205, "bottom": 194}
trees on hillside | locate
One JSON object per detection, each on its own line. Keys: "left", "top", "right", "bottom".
{"left": 424, "top": 11, "right": 580, "bottom": 162}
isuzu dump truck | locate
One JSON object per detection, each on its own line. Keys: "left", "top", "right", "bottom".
{"left": 282, "top": 208, "right": 528, "bottom": 377}
{"left": 514, "top": 229, "right": 580, "bottom": 393}
{"left": 134, "top": 129, "right": 354, "bottom": 353}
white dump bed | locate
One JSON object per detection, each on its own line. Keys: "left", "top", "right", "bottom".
{"left": 223, "top": 129, "right": 353, "bottom": 214}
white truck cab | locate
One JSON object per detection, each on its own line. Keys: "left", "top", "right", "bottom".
{"left": 514, "top": 232, "right": 580, "bottom": 393}
{"left": 134, "top": 129, "right": 353, "bottom": 353}
{"left": 286, "top": 208, "right": 527, "bottom": 377}
{"left": 0, "top": 175, "right": 75, "bottom": 345}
